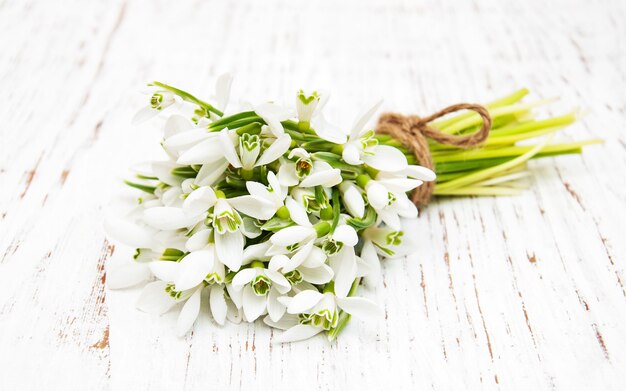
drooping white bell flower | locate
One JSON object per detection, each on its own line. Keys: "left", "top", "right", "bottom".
{"left": 266, "top": 197, "right": 318, "bottom": 257}
{"left": 231, "top": 263, "right": 291, "bottom": 322}
{"left": 340, "top": 101, "right": 410, "bottom": 172}
{"left": 228, "top": 171, "right": 286, "bottom": 220}
{"left": 362, "top": 225, "right": 410, "bottom": 258}
{"left": 275, "top": 289, "right": 382, "bottom": 342}
{"left": 132, "top": 88, "right": 182, "bottom": 125}
{"left": 268, "top": 249, "right": 334, "bottom": 286}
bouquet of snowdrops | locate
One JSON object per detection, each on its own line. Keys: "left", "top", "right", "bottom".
{"left": 105, "top": 74, "right": 597, "bottom": 342}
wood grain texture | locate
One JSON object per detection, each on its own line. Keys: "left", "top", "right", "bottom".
{"left": 0, "top": 0, "right": 624, "bottom": 389}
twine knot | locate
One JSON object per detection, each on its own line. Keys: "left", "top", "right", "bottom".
{"left": 375, "top": 103, "right": 492, "bottom": 207}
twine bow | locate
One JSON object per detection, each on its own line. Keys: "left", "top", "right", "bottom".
{"left": 375, "top": 103, "right": 492, "bottom": 207}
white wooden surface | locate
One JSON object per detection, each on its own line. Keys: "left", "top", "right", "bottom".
{"left": 1, "top": 0, "right": 625, "bottom": 389}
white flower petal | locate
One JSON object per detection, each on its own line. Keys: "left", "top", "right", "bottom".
{"left": 255, "top": 102, "right": 293, "bottom": 137}
{"left": 277, "top": 161, "right": 300, "bottom": 187}
{"left": 218, "top": 128, "right": 242, "bottom": 168}
{"left": 312, "top": 113, "right": 347, "bottom": 144}
{"left": 215, "top": 230, "right": 244, "bottom": 271}
{"left": 232, "top": 268, "right": 258, "bottom": 288}
{"left": 276, "top": 324, "right": 322, "bottom": 343}
{"left": 228, "top": 195, "right": 276, "bottom": 220}
{"left": 288, "top": 148, "right": 310, "bottom": 159}
{"left": 152, "top": 161, "right": 184, "bottom": 187}
{"left": 161, "top": 187, "right": 182, "bottom": 206}
{"left": 177, "top": 136, "right": 225, "bottom": 165}
{"left": 241, "top": 217, "right": 262, "bottom": 239}
{"left": 340, "top": 182, "right": 365, "bottom": 218}
{"left": 183, "top": 186, "right": 217, "bottom": 213}
{"left": 350, "top": 100, "right": 382, "bottom": 139}
{"left": 226, "top": 300, "right": 243, "bottom": 323}
{"left": 226, "top": 283, "right": 243, "bottom": 308}
{"left": 176, "top": 287, "right": 202, "bottom": 336}
{"left": 106, "top": 261, "right": 150, "bottom": 290}
{"left": 104, "top": 217, "right": 156, "bottom": 248}
{"left": 282, "top": 241, "right": 314, "bottom": 272}
{"left": 403, "top": 165, "right": 436, "bottom": 181}
{"left": 175, "top": 249, "right": 215, "bottom": 291}
{"left": 362, "top": 145, "right": 408, "bottom": 172}
{"left": 270, "top": 226, "right": 314, "bottom": 247}
{"left": 285, "top": 197, "right": 311, "bottom": 227}
{"left": 246, "top": 181, "right": 272, "bottom": 201}
{"left": 215, "top": 73, "right": 233, "bottom": 111}
{"left": 255, "top": 134, "right": 292, "bottom": 167}
{"left": 336, "top": 296, "right": 383, "bottom": 322}
{"left": 136, "top": 281, "right": 178, "bottom": 315}
{"left": 394, "top": 194, "right": 419, "bottom": 218}
{"left": 267, "top": 171, "right": 286, "bottom": 202}
{"left": 331, "top": 247, "right": 357, "bottom": 298}
{"left": 332, "top": 225, "right": 358, "bottom": 247}
{"left": 210, "top": 284, "right": 227, "bottom": 325}
{"left": 195, "top": 160, "right": 229, "bottom": 187}
{"left": 265, "top": 269, "right": 291, "bottom": 293}
{"left": 242, "top": 285, "right": 266, "bottom": 321}
{"left": 132, "top": 106, "right": 158, "bottom": 125}
{"left": 265, "top": 244, "right": 290, "bottom": 257}
{"left": 299, "top": 264, "right": 334, "bottom": 285}
{"left": 287, "top": 290, "right": 324, "bottom": 314}
{"left": 185, "top": 228, "right": 212, "bottom": 252}
{"left": 366, "top": 181, "right": 389, "bottom": 210}
{"left": 143, "top": 207, "right": 197, "bottom": 230}
{"left": 149, "top": 261, "right": 180, "bottom": 282}
{"left": 164, "top": 114, "right": 194, "bottom": 139}
{"left": 377, "top": 209, "right": 402, "bottom": 230}
{"left": 378, "top": 178, "right": 423, "bottom": 193}
{"left": 268, "top": 254, "right": 290, "bottom": 271}
{"left": 299, "top": 168, "right": 342, "bottom": 188}
{"left": 164, "top": 129, "right": 211, "bottom": 153}
{"left": 300, "top": 246, "right": 327, "bottom": 268}
{"left": 263, "top": 313, "right": 300, "bottom": 330}
{"left": 360, "top": 240, "right": 381, "bottom": 287}
{"left": 242, "top": 241, "right": 272, "bottom": 265}
{"left": 267, "top": 289, "right": 286, "bottom": 322}
{"left": 342, "top": 143, "right": 362, "bottom": 165}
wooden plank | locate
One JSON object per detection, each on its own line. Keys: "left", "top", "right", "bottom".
{"left": 0, "top": 0, "right": 624, "bottom": 389}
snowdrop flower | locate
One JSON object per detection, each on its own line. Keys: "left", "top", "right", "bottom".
{"left": 296, "top": 90, "right": 320, "bottom": 124}
{"left": 228, "top": 171, "right": 286, "bottom": 219}
{"left": 275, "top": 289, "right": 382, "bottom": 342}
{"left": 362, "top": 225, "right": 407, "bottom": 258}
{"left": 341, "top": 101, "right": 410, "bottom": 172}
{"left": 134, "top": 279, "right": 202, "bottom": 335}
{"left": 210, "top": 198, "right": 245, "bottom": 271}
{"left": 266, "top": 197, "right": 324, "bottom": 259}
{"left": 276, "top": 148, "right": 313, "bottom": 186}
{"left": 289, "top": 188, "right": 324, "bottom": 213}
{"left": 321, "top": 221, "right": 359, "bottom": 256}
{"left": 133, "top": 88, "right": 181, "bottom": 125}
{"left": 231, "top": 262, "right": 291, "bottom": 322}
{"left": 269, "top": 248, "right": 334, "bottom": 286}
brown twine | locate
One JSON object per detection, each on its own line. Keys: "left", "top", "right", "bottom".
{"left": 375, "top": 103, "right": 492, "bottom": 207}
